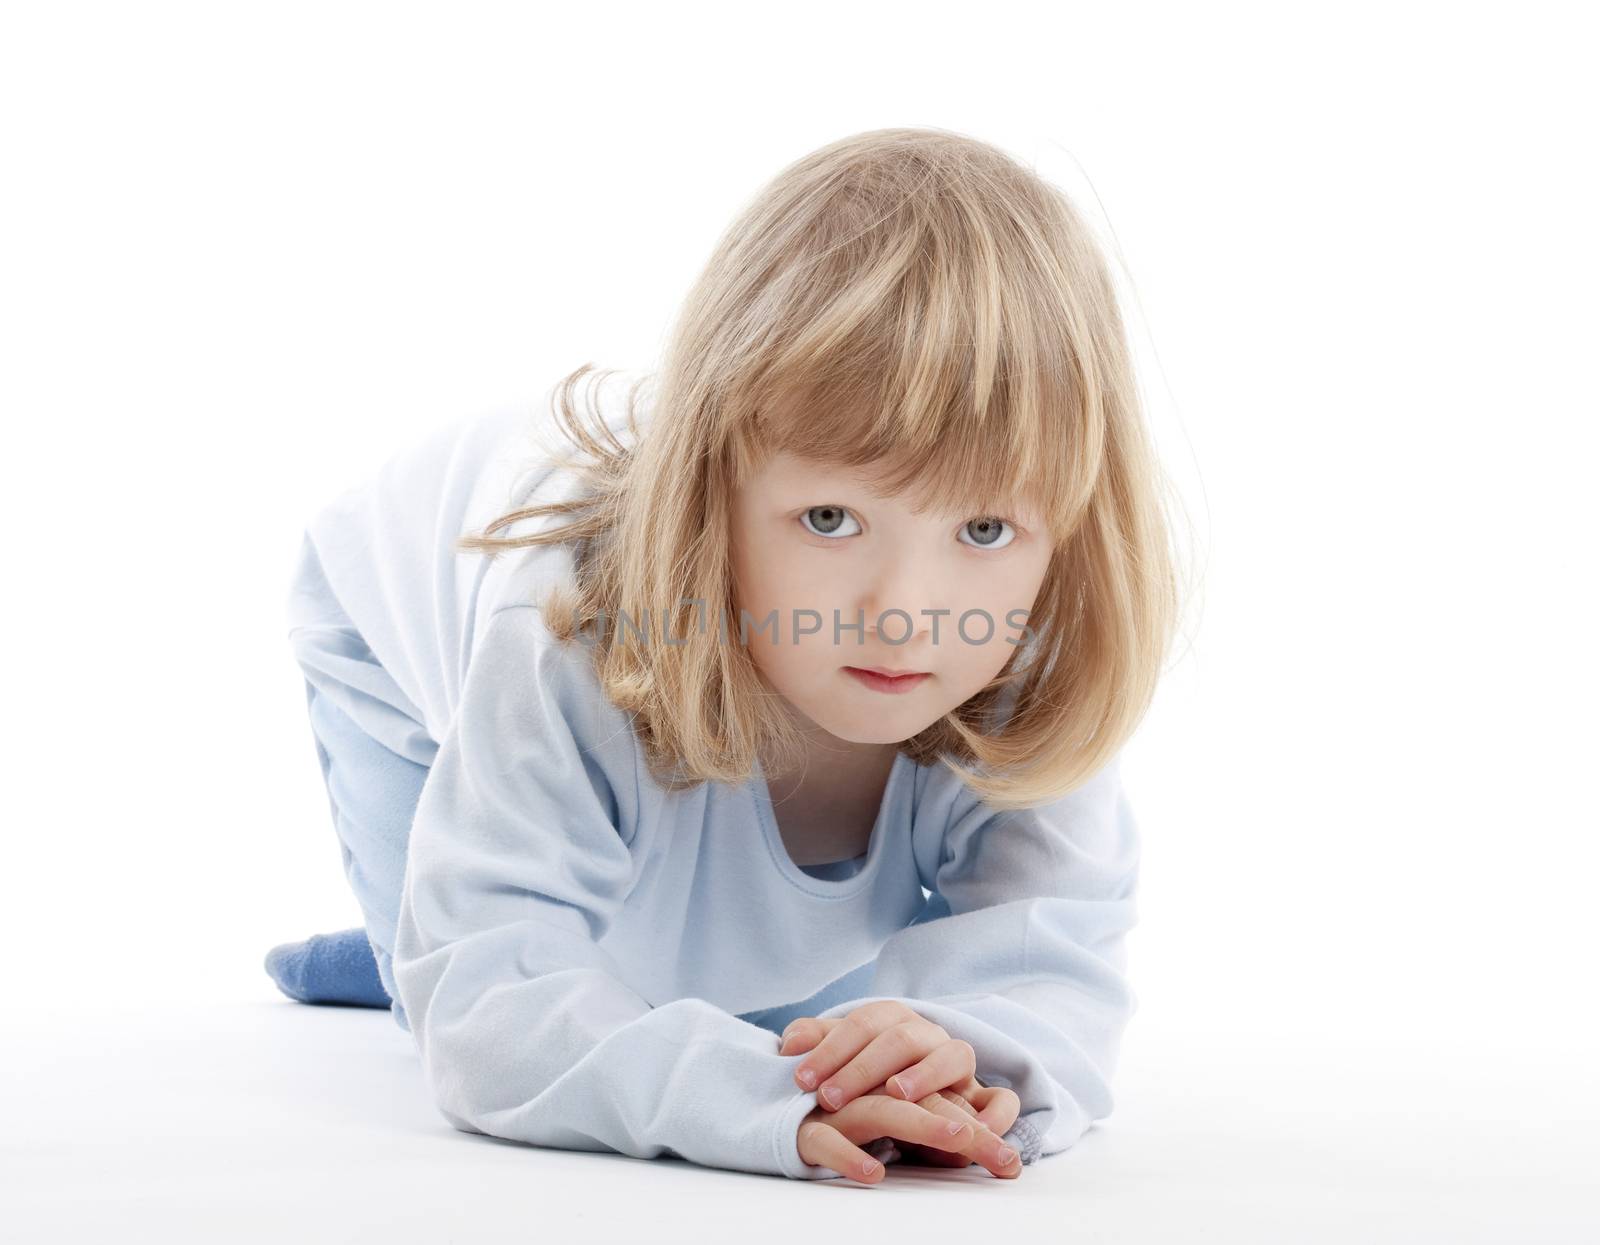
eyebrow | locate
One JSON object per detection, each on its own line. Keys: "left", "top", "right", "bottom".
{"left": 767, "top": 456, "right": 1042, "bottom": 524}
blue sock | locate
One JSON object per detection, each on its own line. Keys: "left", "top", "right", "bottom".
{"left": 263, "top": 927, "right": 392, "bottom": 1008}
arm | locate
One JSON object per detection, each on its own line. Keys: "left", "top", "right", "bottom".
{"left": 809, "top": 755, "right": 1140, "bottom": 1165}
{"left": 391, "top": 605, "right": 833, "bottom": 1179}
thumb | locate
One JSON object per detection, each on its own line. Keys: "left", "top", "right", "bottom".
{"left": 779, "top": 1017, "right": 836, "bottom": 1055}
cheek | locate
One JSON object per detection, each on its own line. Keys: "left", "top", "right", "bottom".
{"left": 736, "top": 561, "right": 838, "bottom": 633}
{"left": 731, "top": 527, "right": 779, "bottom": 611}
{"left": 945, "top": 580, "right": 1038, "bottom": 671}
{"left": 941, "top": 627, "right": 1015, "bottom": 687}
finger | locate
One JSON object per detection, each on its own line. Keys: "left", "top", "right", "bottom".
{"left": 884, "top": 1039, "right": 977, "bottom": 1104}
{"left": 796, "top": 1118, "right": 887, "bottom": 1184}
{"left": 835, "top": 1095, "right": 979, "bottom": 1157}
{"left": 793, "top": 1012, "right": 885, "bottom": 1095}
{"left": 912, "top": 1091, "right": 1020, "bottom": 1178}
{"left": 778, "top": 1017, "right": 832, "bottom": 1056}
{"left": 791, "top": 1003, "right": 923, "bottom": 1094}
{"left": 935, "top": 1089, "right": 983, "bottom": 1123}
{"left": 963, "top": 1084, "right": 1023, "bottom": 1139}
{"left": 810, "top": 1019, "right": 949, "bottom": 1110}
{"left": 948, "top": 1073, "right": 988, "bottom": 1103}
{"left": 896, "top": 1140, "right": 973, "bottom": 1168}
{"left": 780, "top": 1011, "right": 844, "bottom": 1056}
{"left": 860, "top": 1094, "right": 1017, "bottom": 1178}
{"left": 938, "top": 1079, "right": 1022, "bottom": 1153}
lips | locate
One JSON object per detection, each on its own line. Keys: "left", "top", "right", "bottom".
{"left": 843, "top": 666, "right": 931, "bottom": 694}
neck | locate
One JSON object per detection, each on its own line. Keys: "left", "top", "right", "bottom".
{"left": 761, "top": 700, "right": 899, "bottom": 792}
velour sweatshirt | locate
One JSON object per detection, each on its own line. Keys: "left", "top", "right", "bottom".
{"left": 291, "top": 369, "right": 1141, "bottom": 1180}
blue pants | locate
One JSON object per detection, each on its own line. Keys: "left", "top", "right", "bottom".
{"left": 286, "top": 534, "right": 439, "bottom": 1032}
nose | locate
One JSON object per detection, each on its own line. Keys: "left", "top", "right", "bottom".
{"left": 858, "top": 551, "right": 944, "bottom": 652}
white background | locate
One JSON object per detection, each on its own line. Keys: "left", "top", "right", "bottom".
{"left": 3, "top": 1, "right": 1595, "bottom": 1239}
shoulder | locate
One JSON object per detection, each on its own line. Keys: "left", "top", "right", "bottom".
{"left": 908, "top": 752, "right": 1135, "bottom": 898}
{"left": 468, "top": 604, "right": 627, "bottom": 726}
{"left": 464, "top": 603, "right": 645, "bottom": 839}
{"left": 467, "top": 459, "right": 589, "bottom": 620}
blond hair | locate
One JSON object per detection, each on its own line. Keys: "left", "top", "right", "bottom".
{"left": 458, "top": 126, "right": 1187, "bottom": 810}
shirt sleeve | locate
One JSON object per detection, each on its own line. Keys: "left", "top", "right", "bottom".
{"left": 391, "top": 604, "right": 837, "bottom": 1180}
{"left": 811, "top": 753, "right": 1140, "bottom": 1166}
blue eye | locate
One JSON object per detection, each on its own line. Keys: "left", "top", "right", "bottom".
{"left": 958, "top": 517, "right": 1015, "bottom": 550}
{"left": 800, "top": 506, "right": 861, "bottom": 538}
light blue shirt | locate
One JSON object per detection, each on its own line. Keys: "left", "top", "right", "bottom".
{"left": 294, "top": 372, "right": 1141, "bottom": 1180}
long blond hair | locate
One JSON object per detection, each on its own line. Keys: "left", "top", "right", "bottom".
{"left": 458, "top": 126, "right": 1186, "bottom": 810}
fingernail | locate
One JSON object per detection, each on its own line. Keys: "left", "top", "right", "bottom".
{"left": 779, "top": 1035, "right": 794, "bottom": 1054}
{"left": 998, "top": 1146, "right": 1017, "bottom": 1166}
{"left": 947, "top": 1121, "right": 964, "bottom": 1135}
{"left": 820, "top": 1086, "right": 842, "bottom": 1109}
{"left": 889, "top": 1075, "right": 911, "bottom": 1097}
{"left": 797, "top": 1068, "right": 816, "bottom": 1089}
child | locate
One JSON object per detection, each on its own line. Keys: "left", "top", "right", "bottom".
{"left": 265, "top": 126, "right": 1182, "bottom": 1184}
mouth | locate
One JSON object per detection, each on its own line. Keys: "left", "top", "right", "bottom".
{"left": 842, "top": 666, "right": 931, "bottom": 694}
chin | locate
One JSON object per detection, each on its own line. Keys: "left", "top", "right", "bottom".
{"left": 805, "top": 709, "right": 934, "bottom": 746}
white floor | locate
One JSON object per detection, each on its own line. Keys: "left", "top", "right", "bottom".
{"left": 6, "top": 997, "right": 1595, "bottom": 1243}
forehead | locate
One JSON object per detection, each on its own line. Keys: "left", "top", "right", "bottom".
{"left": 755, "top": 450, "right": 885, "bottom": 489}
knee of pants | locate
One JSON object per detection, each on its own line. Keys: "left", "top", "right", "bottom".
{"left": 288, "top": 619, "right": 440, "bottom": 772}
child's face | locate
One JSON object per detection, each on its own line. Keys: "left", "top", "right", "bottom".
{"left": 730, "top": 449, "right": 1054, "bottom": 746}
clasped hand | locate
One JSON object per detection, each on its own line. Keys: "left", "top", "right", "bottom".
{"left": 780, "top": 1000, "right": 1023, "bottom": 1183}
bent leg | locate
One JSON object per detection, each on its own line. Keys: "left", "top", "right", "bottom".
{"left": 303, "top": 678, "right": 430, "bottom": 1019}
{"left": 267, "top": 533, "right": 437, "bottom": 1031}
